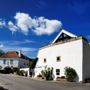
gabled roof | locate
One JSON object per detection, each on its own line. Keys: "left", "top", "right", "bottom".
{"left": 0, "top": 51, "right": 32, "bottom": 61}
{"left": 0, "top": 51, "right": 18, "bottom": 58}
{"left": 20, "top": 53, "right": 32, "bottom": 61}
{"left": 52, "top": 29, "right": 77, "bottom": 44}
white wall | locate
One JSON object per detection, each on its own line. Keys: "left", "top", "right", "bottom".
{"left": 35, "top": 39, "right": 83, "bottom": 82}
{"left": 0, "top": 58, "right": 30, "bottom": 69}
{"left": 0, "top": 58, "right": 19, "bottom": 69}
{"left": 19, "top": 59, "right": 29, "bottom": 68}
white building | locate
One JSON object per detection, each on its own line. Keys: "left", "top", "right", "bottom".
{"left": 34, "top": 29, "right": 90, "bottom": 82}
{"left": 0, "top": 51, "right": 32, "bottom": 69}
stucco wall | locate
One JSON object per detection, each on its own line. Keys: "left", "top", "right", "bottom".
{"left": 0, "top": 58, "right": 19, "bottom": 69}
{"left": 19, "top": 59, "right": 29, "bottom": 68}
{"left": 35, "top": 39, "right": 83, "bottom": 81}
{"left": 83, "top": 40, "right": 90, "bottom": 80}
{"left": 0, "top": 58, "right": 29, "bottom": 69}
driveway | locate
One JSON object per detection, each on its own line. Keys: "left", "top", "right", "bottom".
{"left": 0, "top": 74, "right": 90, "bottom": 90}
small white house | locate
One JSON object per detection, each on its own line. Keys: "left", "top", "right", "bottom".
{"left": 34, "top": 29, "right": 90, "bottom": 82}
{"left": 0, "top": 51, "right": 32, "bottom": 69}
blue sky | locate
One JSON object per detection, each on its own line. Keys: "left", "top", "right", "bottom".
{"left": 0, "top": 0, "right": 90, "bottom": 58}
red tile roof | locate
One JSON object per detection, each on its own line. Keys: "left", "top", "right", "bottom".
{"left": 0, "top": 51, "right": 32, "bottom": 61}
{"left": 0, "top": 51, "right": 18, "bottom": 58}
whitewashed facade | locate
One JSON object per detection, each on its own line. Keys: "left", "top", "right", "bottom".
{"left": 34, "top": 29, "right": 90, "bottom": 82}
{"left": 0, "top": 51, "right": 31, "bottom": 69}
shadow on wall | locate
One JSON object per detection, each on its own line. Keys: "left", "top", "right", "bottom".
{"left": 0, "top": 87, "right": 8, "bottom": 90}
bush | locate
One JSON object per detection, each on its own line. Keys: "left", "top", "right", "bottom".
{"left": 56, "top": 76, "right": 65, "bottom": 81}
{"left": 41, "top": 67, "right": 53, "bottom": 80}
{"left": 3, "top": 67, "right": 13, "bottom": 74}
{"left": 12, "top": 67, "right": 19, "bottom": 73}
{"left": 60, "top": 76, "right": 65, "bottom": 79}
{"left": 37, "top": 74, "right": 42, "bottom": 78}
{"left": 64, "top": 67, "right": 77, "bottom": 82}
{"left": 16, "top": 70, "right": 26, "bottom": 76}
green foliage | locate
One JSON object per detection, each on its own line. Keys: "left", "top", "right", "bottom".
{"left": 0, "top": 49, "right": 5, "bottom": 56}
{"left": 29, "top": 58, "right": 38, "bottom": 69}
{"left": 12, "top": 67, "right": 19, "bottom": 73}
{"left": 41, "top": 67, "right": 53, "bottom": 80}
{"left": 56, "top": 76, "right": 66, "bottom": 81}
{"left": 64, "top": 67, "right": 77, "bottom": 82}
{"left": 16, "top": 70, "right": 26, "bottom": 76}
{"left": 0, "top": 66, "right": 2, "bottom": 70}
{"left": 0, "top": 67, "right": 27, "bottom": 77}
{"left": 60, "top": 76, "right": 65, "bottom": 79}
{"left": 37, "top": 74, "right": 42, "bottom": 78}
{"left": 3, "top": 67, "right": 13, "bottom": 74}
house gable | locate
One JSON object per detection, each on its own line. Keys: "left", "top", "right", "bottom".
{"left": 52, "top": 29, "right": 77, "bottom": 44}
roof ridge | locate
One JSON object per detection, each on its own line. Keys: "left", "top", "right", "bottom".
{"left": 52, "top": 29, "right": 77, "bottom": 44}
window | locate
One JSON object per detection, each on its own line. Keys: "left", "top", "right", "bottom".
{"left": 3, "top": 59, "right": 6, "bottom": 65}
{"left": 56, "top": 69, "right": 60, "bottom": 75}
{"left": 44, "top": 58, "right": 46, "bottom": 63}
{"left": 24, "top": 63, "right": 26, "bottom": 65}
{"left": 56, "top": 56, "right": 61, "bottom": 62}
{"left": 10, "top": 59, "right": 13, "bottom": 65}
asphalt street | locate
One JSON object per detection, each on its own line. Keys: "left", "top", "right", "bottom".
{"left": 0, "top": 74, "right": 90, "bottom": 90}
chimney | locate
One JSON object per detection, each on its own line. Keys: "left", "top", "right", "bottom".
{"left": 18, "top": 50, "right": 21, "bottom": 57}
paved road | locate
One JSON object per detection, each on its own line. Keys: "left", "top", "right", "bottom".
{"left": 0, "top": 74, "right": 90, "bottom": 90}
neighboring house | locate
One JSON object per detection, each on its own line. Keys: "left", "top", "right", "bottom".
{"left": 0, "top": 51, "right": 32, "bottom": 69}
{"left": 34, "top": 29, "right": 90, "bottom": 82}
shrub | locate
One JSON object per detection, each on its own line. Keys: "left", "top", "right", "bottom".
{"left": 12, "top": 67, "right": 19, "bottom": 73}
{"left": 16, "top": 70, "right": 26, "bottom": 76}
{"left": 56, "top": 76, "right": 65, "bottom": 81}
{"left": 20, "top": 70, "right": 26, "bottom": 76}
{"left": 41, "top": 67, "right": 53, "bottom": 80}
{"left": 64, "top": 67, "right": 77, "bottom": 82}
{"left": 37, "top": 74, "right": 42, "bottom": 77}
{"left": 4, "top": 67, "right": 13, "bottom": 74}
{"left": 60, "top": 76, "right": 65, "bottom": 79}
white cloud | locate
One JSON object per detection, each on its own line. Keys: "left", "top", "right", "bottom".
{"left": 0, "top": 12, "right": 62, "bottom": 35}
{"left": 0, "top": 44, "right": 4, "bottom": 48}
{"left": 8, "top": 39, "right": 35, "bottom": 46}
{"left": 0, "top": 40, "right": 37, "bottom": 53}
{"left": 2, "top": 46, "right": 37, "bottom": 52}
{"left": 8, "top": 21, "right": 18, "bottom": 32}
{"left": 13, "top": 12, "right": 62, "bottom": 35}
{"left": 18, "top": 47, "right": 37, "bottom": 52}
{"left": 33, "top": 18, "right": 62, "bottom": 35}
{"left": 14, "top": 12, "right": 33, "bottom": 35}
{"left": 0, "top": 19, "right": 6, "bottom": 28}
{"left": 0, "top": 39, "right": 35, "bottom": 46}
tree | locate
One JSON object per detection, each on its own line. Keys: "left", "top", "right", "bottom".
{"left": 0, "top": 49, "right": 5, "bottom": 56}
{"left": 29, "top": 58, "right": 38, "bottom": 69}
{"left": 64, "top": 67, "right": 77, "bottom": 82}
{"left": 29, "top": 58, "right": 38, "bottom": 77}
